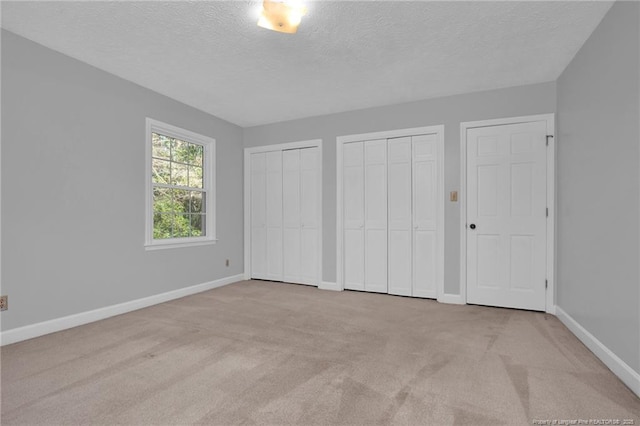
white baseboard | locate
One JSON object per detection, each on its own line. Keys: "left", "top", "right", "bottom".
{"left": 437, "top": 293, "right": 465, "bottom": 305}
{"left": 319, "top": 281, "right": 341, "bottom": 291}
{"left": 555, "top": 306, "right": 640, "bottom": 397}
{"left": 0, "top": 273, "right": 245, "bottom": 346}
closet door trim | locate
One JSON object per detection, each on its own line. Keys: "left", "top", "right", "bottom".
{"left": 244, "top": 140, "right": 322, "bottom": 284}
{"left": 336, "top": 126, "right": 444, "bottom": 298}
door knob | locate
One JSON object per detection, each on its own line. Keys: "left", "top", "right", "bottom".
{"left": 469, "top": 224, "right": 476, "bottom": 230}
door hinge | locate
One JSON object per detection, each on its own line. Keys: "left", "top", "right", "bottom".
{"left": 545, "top": 279, "right": 548, "bottom": 289}
{"left": 546, "top": 207, "right": 549, "bottom": 217}
{"left": 546, "top": 135, "right": 554, "bottom": 146}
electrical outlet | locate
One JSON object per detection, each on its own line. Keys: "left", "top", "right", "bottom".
{"left": 0, "top": 295, "right": 7, "bottom": 311}
{"left": 225, "top": 259, "right": 230, "bottom": 267}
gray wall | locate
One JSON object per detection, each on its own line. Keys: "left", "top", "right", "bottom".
{"left": 244, "top": 82, "right": 557, "bottom": 294}
{"left": 556, "top": 2, "right": 639, "bottom": 373}
{"left": 1, "top": 31, "right": 244, "bottom": 331}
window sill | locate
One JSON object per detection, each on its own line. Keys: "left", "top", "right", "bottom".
{"left": 145, "top": 239, "right": 218, "bottom": 251}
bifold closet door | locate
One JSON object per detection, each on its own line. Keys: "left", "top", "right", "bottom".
{"left": 251, "top": 151, "right": 283, "bottom": 281}
{"left": 343, "top": 139, "right": 388, "bottom": 293}
{"left": 340, "top": 132, "right": 440, "bottom": 298}
{"left": 387, "top": 137, "right": 412, "bottom": 296}
{"left": 412, "top": 135, "right": 438, "bottom": 298}
{"left": 283, "top": 147, "right": 320, "bottom": 285}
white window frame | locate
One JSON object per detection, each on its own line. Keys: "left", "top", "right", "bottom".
{"left": 145, "top": 118, "right": 216, "bottom": 250}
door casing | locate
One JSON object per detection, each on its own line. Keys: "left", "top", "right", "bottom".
{"left": 460, "top": 114, "right": 555, "bottom": 313}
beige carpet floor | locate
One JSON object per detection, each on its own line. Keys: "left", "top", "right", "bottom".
{"left": 2, "top": 280, "right": 639, "bottom": 425}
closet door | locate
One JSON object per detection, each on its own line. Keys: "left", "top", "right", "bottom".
{"left": 343, "top": 142, "right": 365, "bottom": 290}
{"left": 387, "top": 137, "right": 412, "bottom": 296}
{"left": 265, "top": 151, "right": 283, "bottom": 281}
{"left": 412, "top": 134, "right": 438, "bottom": 298}
{"left": 250, "top": 152, "right": 268, "bottom": 279}
{"left": 364, "top": 139, "right": 388, "bottom": 293}
{"left": 299, "top": 147, "right": 320, "bottom": 285}
{"left": 283, "top": 149, "right": 301, "bottom": 283}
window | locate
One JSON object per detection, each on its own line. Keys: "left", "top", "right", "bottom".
{"left": 145, "top": 118, "right": 216, "bottom": 249}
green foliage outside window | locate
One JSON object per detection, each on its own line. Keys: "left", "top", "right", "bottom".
{"left": 151, "top": 133, "right": 206, "bottom": 239}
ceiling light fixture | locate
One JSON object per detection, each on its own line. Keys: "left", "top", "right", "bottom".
{"left": 257, "top": 0, "right": 307, "bottom": 34}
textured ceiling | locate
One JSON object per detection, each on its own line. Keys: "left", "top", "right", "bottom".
{"left": 1, "top": 1, "right": 613, "bottom": 127}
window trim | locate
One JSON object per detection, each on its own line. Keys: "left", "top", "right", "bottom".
{"left": 145, "top": 118, "right": 216, "bottom": 250}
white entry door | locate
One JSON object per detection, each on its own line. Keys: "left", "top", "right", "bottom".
{"left": 465, "top": 120, "right": 548, "bottom": 311}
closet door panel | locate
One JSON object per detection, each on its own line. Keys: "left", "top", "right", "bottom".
{"left": 265, "top": 151, "right": 283, "bottom": 280}
{"left": 300, "top": 147, "right": 320, "bottom": 285}
{"left": 343, "top": 142, "right": 365, "bottom": 290}
{"left": 365, "top": 141, "right": 387, "bottom": 229}
{"left": 364, "top": 139, "right": 387, "bottom": 293}
{"left": 283, "top": 149, "right": 301, "bottom": 283}
{"left": 300, "top": 148, "right": 319, "bottom": 226}
{"left": 389, "top": 230, "right": 411, "bottom": 296}
{"left": 283, "top": 151, "right": 301, "bottom": 227}
{"left": 344, "top": 169, "right": 364, "bottom": 228}
{"left": 387, "top": 137, "right": 412, "bottom": 296}
{"left": 300, "top": 228, "right": 318, "bottom": 285}
{"left": 413, "top": 231, "right": 436, "bottom": 297}
{"left": 283, "top": 228, "right": 301, "bottom": 281}
{"left": 413, "top": 134, "right": 438, "bottom": 298}
{"left": 344, "top": 229, "right": 364, "bottom": 290}
{"left": 250, "top": 152, "right": 267, "bottom": 279}
{"left": 365, "top": 229, "right": 387, "bottom": 293}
